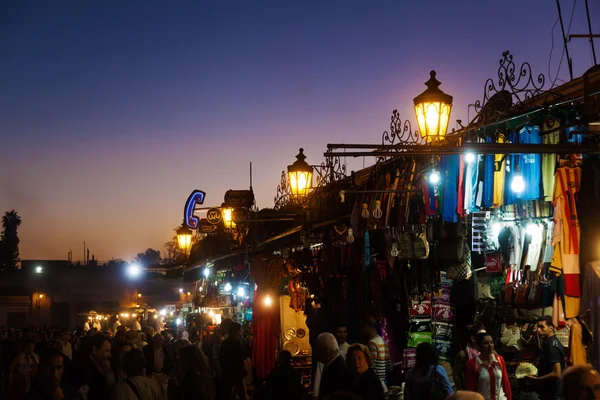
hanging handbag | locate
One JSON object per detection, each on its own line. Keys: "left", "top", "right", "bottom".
{"left": 409, "top": 318, "right": 433, "bottom": 333}
{"left": 477, "top": 276, "right": 495, "bottom": 300}
{"left": 408, "top": 332, "right": 433, "bottom": 348}
{"left": 403, "top": 348, "right": 417, "bottom": 369}
{"left": 500, "top": 324, "right": 521, "bottom": 351}
{"left": 409, "top": 300, "right": 432, "bottom": 317}
{"left": 433, "top": 321, "right": 454, "bottom": 340}
{"left": 485, "top": 253, "right": 503, "bottom": 274}
{"left": 556, "top": 326, "right": 571, "bottom": 348}
{"left": 433, "top": 303, "right": 455, "bottom": 323}
{"left": 399, "top": 231, "right": 429, "bottom": 260}
{"left": 433, "top": 338, "right": 453, "bottom": 361}
{"left": 490, "top": 275, "right": 504, "bottom": 297}
{"left": 446, "top": 249, "right": 472, "bottom": 281}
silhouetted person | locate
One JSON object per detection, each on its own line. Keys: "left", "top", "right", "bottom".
{"left": 173, "top": 345, "right": 214, "bottom": 400}
{"left": 27, "top": 349, "right": 81, "bottom": 400}
{"left": 110, "top": 349, "right": 161, "bottom": 400}
{"left": 219, "top": 322, "right": 246, "bottom": 400}
{"left": 561, "top": 364, "right": 600, "bottom": 400}
{"left": 315, "top": 333, "right": 353, "bottom": 400}
{"left": 265, "top": 351, "right": 302, "bottom": 400}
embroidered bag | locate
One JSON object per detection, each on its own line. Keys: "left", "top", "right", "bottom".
{"left": 399, "top": 231, "right": 429, "bottom": 260}
{"left": 433, "top": 338, "right": 453, "bottom": 361}
{"left": 490, "top": 275, "right": 504, "bottom": 297}
{"left": 409, "top": 318, "right": 432, "bottom": 333}
{"left": 403, "top": 348, "right": 417, "bottom": 369}
{"left": 433, "top": 303, "right": 455, "bottom": 323}
{"left": 433, "top": 321, "right": 454, "bottom": 340}
{"left": 409, "top": 300, "right": 432, "bottom": 317}
{"left": 407, "top": 332, "right": 433, "bottom": 348}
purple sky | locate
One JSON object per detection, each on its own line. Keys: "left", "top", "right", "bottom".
{"left": 1, "top": 0, "right": 597, "bottom": 262}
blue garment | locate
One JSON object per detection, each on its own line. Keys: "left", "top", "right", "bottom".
{"left": 566, "top": 123, "right": 585, "bottom": 143}
{"left": 483, "top": 138, "right": 495, "bottom": 207}
{"left": 405, "top": 365, "right": 453, "bottom": 399}
{"left": 519, "top": 125, "right": 542, "bottom": 200}
{"left": 441, "top": 155, "right": 459, "bottom": 222}
{"left": 504, "top": 131, "right": 518, "bottom": 205}
{"left": 464, "top": 155, "right": 479, "bottom": 213}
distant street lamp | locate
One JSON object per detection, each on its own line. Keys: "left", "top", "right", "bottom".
{"left": 221, "top": 208, "right": 236, "bottom": 229}
{"left": 287, "top": 148, "right": 314, "bottom": 201}
{"left": 413, "top": 70, "right": 453, "bottom": 142}
{"left": 176, "top": 222, "right": 193, "bottom": 256}
{"left": 35, "top": 266, "right": 43, "bottom": 274}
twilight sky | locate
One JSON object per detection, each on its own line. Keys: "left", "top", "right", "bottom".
{"left": 1, "top": 0, "right": 597, "bottom": 262}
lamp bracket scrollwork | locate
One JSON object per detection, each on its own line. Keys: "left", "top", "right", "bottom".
{"left": 471, "top": 51, "right": 547, "bottom": 125}
{"left": 274, "top": 171, "right": 292, "bottom": 210}
{"left": 381, "top": 109, "right": 424, "bottom": 148}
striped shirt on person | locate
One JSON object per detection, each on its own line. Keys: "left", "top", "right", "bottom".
{"left": 368, "top": 335, "right": 391, "bottom": 381}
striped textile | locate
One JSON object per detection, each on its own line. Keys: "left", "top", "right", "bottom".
{"left": 368, "top": 335, "right": 392, "bottom": 381}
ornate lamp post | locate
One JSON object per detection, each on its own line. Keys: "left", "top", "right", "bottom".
{"left": 176, "top": 222, "right": 193, "bottom": 256}
{"left": 287, "top": 148, "right": 314, "bottom": 202}
{"left": 413, "top": 70, "right": 453, "bottom": 142}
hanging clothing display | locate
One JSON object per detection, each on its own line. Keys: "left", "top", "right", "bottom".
{"left": 441, "top": 155, "right": 460, "bottom": 223}
{"left": 518, "top": 125, "right": 542, "bottom": 201}
{"left": 580, "top": 261, "right": 600, "bottom": 372}
{"left": 493, "top": 134, "right": 507, "bottom": 207}
{"left": 541, "top": 120, "right": 560, "bottom": 200}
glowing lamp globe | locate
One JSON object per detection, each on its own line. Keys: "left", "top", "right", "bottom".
{"left": 222, "top": 208, "right": 236, "bottom": 229}
{"left": 287, "top": 148, "right": 314, "bottom": 201}
{"left": 413, "top": 71, "right": 453, "bottom": 143}
{"left": 511, "top": 173, "right": 525, "bottom": 194}
{"left": 176, "top": 223, "right": 193, "bottom": 255}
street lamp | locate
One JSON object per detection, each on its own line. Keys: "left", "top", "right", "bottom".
{"left": 176, "top": 222, "right": 193, "bottom": 255}
{"left": 221, "top": 208, "right": 236, "bottom": 229}
{"left": 287, "top": 148, "right": 314, "bottom": 201}
{"left": 413, "top": 70, "right": 453, "bottom": 142}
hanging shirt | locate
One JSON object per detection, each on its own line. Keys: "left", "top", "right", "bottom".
{"left": 542, "top": 220, "right": 555, "bottom": 263}
{"left": 457, "top": 156, "right": 466, "bottom": 217}
{"left": 441, "top": 155, "right": 459, "bottom": 222}
{"left": 493, "top": 134, "right": 507, "bottom": 207}
{"left": 464, "top": 154, "right": 479, "bottom": 213}
{"left": 483, "top": 137, "right": 495, "bottom": 208}
{"left": 509, "top": 225, "right": 522, "bottom": 271}
{"left": 504, "top": 132, "right": 518, "bottom": 206}
{"left": 518, "top": 125, "right": 542, "bottom": 201}
{"left": 542, "top": 120, "right": 560, "bottom": 200}
{"left": 525, "top": 223, "right": 543, "bottom": 271}
{"left": 553, "top": 166, "right": 581, "bottom": 254}
{"left": 566, "top": 123, "right": 584, "bottom": 143}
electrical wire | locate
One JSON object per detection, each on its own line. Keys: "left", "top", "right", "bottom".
{"left": 552, "top": 0, "right": 578, "bottom": 86}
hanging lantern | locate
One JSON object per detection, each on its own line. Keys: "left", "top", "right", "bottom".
{"left": 372, "top": 200, "right": 383, "bottom": 219}
{"left": 287, "top": 148, "right": 314, "bottom": 201}
{"left": 361, "top": 203, "right": 370, "bottom": 218}
{"left": 413, "top": 71, "right": 453, "bottom": 142}
{"left": 347, "top": 228, "right": 355, "bottom": 244}
{"left": 176, "top": 222, "right": 193, "bottom": 255}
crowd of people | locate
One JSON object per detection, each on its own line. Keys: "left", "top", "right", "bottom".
{"left": 1, "top": 313, "right": 600, "bottom": 400}
{"left": 0, "top": 318, "right": 250, "bottom": 400}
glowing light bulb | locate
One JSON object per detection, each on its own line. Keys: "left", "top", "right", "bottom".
{"left": 224, "top": 283, "right": 232, "bottom": 292}
{"left": 511, "top": 174, "right": 525, "bottom": 193}
{"left": 465, "top": 152, "right": 476, "bottom": 163}
{"left": 237, "top": 287, "right": 245, "bottom": 297}
{"left": 264, "top": 295, "right": 273, "bottom": 307}
{"left": 429, "top": 170, "right": 441, "bottom": 184}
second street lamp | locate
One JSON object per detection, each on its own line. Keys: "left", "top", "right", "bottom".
{"left": 413, "top": 70, "right": 453, "bottom": 143}
{"left": 287, "top": 148, "right": 314, "bottom": 202}
{"left": 176, "top": 222, "right": 193, "bottom": 256}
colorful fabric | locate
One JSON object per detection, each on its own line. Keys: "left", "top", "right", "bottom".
{"left": 542, "top": 120, "right": 560, "bottom": 200}
{"left": 493, "top": 134, "right": 507, "bottom": 207}
{"left": 553, "top": 166, "right": 581, "bottom": 254}
{"left": 368, "top": 335, "right": 392, "bottom": 381}
{"left": 441, "top": 155, "right": 460, "bottom": 222}
{"left": 519, "top": 125, "right": 542, "bottom": 201}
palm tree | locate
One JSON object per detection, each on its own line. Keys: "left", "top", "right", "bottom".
{"left": 1, "top": 210, "right": 22, "bottom": 271}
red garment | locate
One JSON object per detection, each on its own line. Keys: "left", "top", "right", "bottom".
{"left": 465, "top": 355, "right": 512, "bottom": 400}
{"left": 251, "top": 292, "right": 280, "bottom": 378}
{"left": 457, "top": 155, "right": 466, "bottom": 217}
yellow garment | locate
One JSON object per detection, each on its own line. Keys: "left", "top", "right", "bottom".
{"left": 565, "top": 295, "right": 580, "bottom": 319}
{"left": 549, "top": 244, "right": 563, "bottom": 276}
{"left": 569, "top": 318, "right": 587, "bottom": 366}
{"left": 542, "top": 120, "right": 560, "bottom": 200}
{"left": 493, "top": 134, "right": 507, "bottom": 207}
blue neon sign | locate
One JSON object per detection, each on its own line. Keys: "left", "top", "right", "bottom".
{"left": 184, "top": 190, "right": 206, "bottom": 229}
